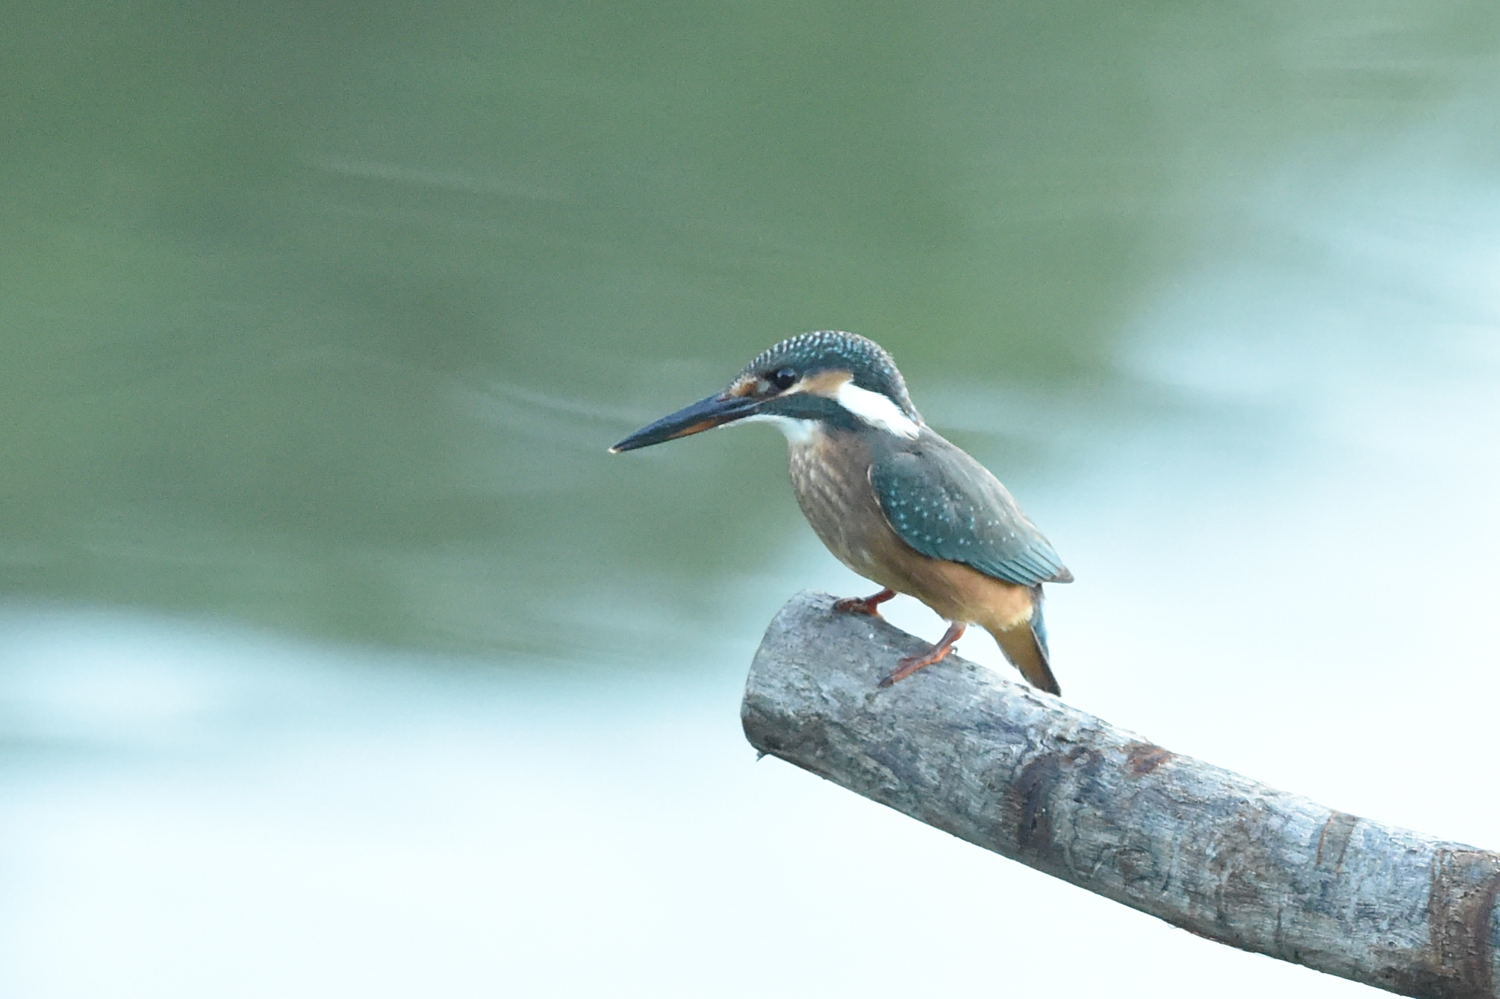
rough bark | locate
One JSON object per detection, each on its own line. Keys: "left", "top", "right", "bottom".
{"left": 741, "top": 591, "right": 1500, "bottom": 998}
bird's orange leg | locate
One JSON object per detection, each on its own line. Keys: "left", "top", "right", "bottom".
{"left": 878, "top": 622, "right": 966, "bottom": 688}
{"left": 833, "top": 587, "right": 896, "bottom": 617}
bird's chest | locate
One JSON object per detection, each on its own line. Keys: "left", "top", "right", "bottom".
{"left": 786, "top": 436, "right": 897, "bottom": 582}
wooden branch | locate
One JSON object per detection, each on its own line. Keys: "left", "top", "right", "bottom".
{"left": 741, "top": 591, "right": 1500, "bottom": 999}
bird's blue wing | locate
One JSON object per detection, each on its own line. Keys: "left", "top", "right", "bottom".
{"left": 870, "top": 435, "right": 1072, "bottom": 588}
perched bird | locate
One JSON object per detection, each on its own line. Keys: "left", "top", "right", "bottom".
{"left": 610, "top": 331, "right": 1072, "bottom": 693}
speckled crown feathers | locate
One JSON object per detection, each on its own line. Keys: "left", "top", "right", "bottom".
{"left": 736, "top": 331, "right": 921, "bottom": 421}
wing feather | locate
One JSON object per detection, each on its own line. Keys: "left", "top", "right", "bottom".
{"left": 870, "top": 434, "right": 1071, "bottom": 588}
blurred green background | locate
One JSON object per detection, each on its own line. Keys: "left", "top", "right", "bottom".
{"left": 4, "top": 3, "right": 1499, "bottom": 997}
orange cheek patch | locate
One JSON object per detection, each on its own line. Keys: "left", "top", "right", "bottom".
{"left": 794, "top": 370, "right": 853, "bottom": 397}
{"left": 728, "top": 377, "right": 761, "bottom": 398}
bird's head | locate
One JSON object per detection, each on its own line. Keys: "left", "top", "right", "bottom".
{"left": 610, "top": 330, "right": 923, "bottom": 453}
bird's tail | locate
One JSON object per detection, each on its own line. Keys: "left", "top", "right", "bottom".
{"left": 986, "top": 588, "right": 1061, "bottom": 695}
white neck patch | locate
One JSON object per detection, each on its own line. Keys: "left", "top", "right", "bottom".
{"left": 834, "top": 381, "right": 921, "bottom": 438}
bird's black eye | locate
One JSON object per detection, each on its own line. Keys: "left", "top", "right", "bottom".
{"left": 768, "top": 367, "right": 797, "bottom": 391}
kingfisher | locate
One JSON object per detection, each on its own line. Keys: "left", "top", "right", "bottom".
{"left": 610, "top": 330, "right": 1072, "bottom": 694}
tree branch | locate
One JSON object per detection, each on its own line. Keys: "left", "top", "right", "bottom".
{"left": 741, "top": 591, "right": 1500, "bottom": 998}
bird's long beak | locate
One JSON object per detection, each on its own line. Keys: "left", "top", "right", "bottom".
{"left": 609, "top": 392, "right": 762, "bottom": 453}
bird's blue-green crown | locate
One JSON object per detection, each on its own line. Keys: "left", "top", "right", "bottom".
{"left": 737, "top": 330, "right": 921, "bottom": 421}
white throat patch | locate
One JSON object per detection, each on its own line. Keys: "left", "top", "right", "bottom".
{"left": 834, "top": 381, "right": 921, "bottom": 438}
{"left": 742, "top": 412, "right": 818, "bottom": 444}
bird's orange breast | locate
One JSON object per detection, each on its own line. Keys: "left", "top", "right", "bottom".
{"left": 786, "top": 431, "right": 1034, "bottom": 632}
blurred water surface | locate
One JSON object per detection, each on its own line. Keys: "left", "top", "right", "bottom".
{"left": 4, "top": 3, "right": 1500, "bottom": 997}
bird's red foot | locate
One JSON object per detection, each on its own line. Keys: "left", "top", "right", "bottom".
{"left": 833, "top": 588, "right": 896, "bottom": 618}
{"left": 878, "top": 622, "right": 967, "bottom": 688}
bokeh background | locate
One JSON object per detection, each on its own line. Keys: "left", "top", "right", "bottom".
{"left": 5, "top": 3, "right": 1500, "bottom": 997}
